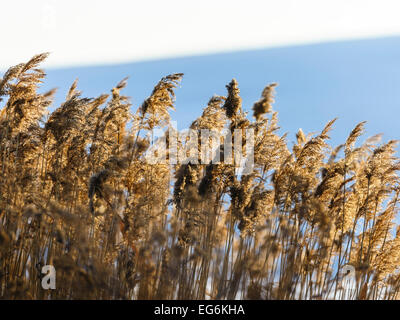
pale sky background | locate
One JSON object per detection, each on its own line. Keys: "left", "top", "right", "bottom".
{"left": 2, "top": 0, "right": 400, "bottom": 69}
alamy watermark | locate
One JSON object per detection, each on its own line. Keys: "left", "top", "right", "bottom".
{"left": 143, "top": 122, "right": 255, "bottom": 175}
{"left": 340, "top": 264, "right": 356, "bottom": 296}
{"left": 41, "top": 265, "right": 56, "bottom": 290}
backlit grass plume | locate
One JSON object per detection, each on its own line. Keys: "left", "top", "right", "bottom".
{"left": 0, "top": 54, "right": 400, "bottom": 300}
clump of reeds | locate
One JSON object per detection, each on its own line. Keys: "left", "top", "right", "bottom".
{"left": 0, "top": 53, "right": 400, "bottom": 300}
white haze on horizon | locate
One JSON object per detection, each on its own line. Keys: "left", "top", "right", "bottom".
{"left": 1, "top": 0, "right": 400, "bottom": 69}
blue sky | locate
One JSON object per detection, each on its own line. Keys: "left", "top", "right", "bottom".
{"left": 2, "top": 1, "right": 400, "bottom": 149}
{"left": 38, "top": 36, "right": 400, "bottom": 150}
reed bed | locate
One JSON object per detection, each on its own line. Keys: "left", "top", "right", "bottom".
{"left": 0, "top": 53, "right": 400, "bottom": 300}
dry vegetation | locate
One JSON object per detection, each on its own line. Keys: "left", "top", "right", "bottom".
{"left": 1, "top": 53, "right": 400, "bottom": 300}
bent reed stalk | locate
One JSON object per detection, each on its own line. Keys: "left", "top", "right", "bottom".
{"left": 0, "top": 53, "right": 400, "bottom": 300}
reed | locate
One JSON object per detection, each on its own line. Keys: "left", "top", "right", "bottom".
{"left": 0, "top": 53, "right": 399, "bottom": 300}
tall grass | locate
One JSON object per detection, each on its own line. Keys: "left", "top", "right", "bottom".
{"left": 0, "top": 53, "right": 400, "bottom": 300}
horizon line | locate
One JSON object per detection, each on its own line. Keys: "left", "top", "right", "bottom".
{"left": 2, "top": 33, "right": 400, "bottom": 72}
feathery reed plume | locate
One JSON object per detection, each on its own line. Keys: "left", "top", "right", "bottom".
{"left": 252, "top": 82, "right": 278, "bottom": 121}
{"left": 0, "top": 53, "right": 399, "bottom": 300}
{"left": 223, "top": 79, "right": 242, "bottom": 119}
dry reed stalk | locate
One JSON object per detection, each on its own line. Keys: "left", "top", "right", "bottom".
{"left": 0, "top": 54, "right": 399, "bottom": 300}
